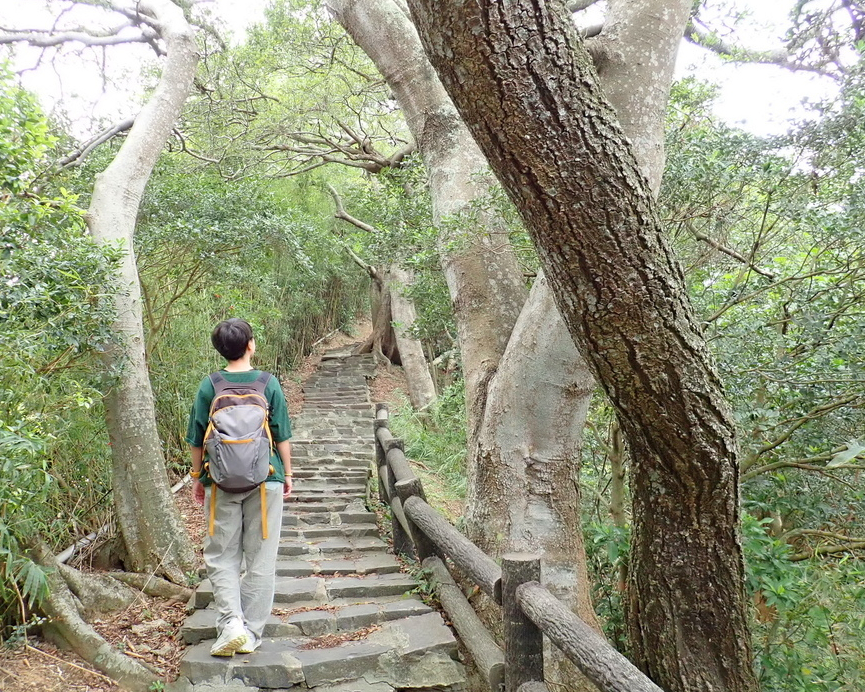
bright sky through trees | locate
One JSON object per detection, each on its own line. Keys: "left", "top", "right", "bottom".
{"left": 0, "top": 0, "right": 840, "bottom": 138}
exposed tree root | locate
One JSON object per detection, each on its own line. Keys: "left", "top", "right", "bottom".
{"left": 109, "top": 571, "right": 193, "bottom": 601}
{"left": 29, "top": 541, "right": 162, "bottom": 692}
{"left": 58, "top": 563, "right": 138, "bottom": 619}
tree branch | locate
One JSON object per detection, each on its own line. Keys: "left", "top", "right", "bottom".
{"left": 740, "top": 394, "right": 859, "bottom": 472}
{"left": 684, "top": 18, "right": 840, "bottom": 80}
{"left": 790, "top": 533, "right": 865, "bottom": 562}
{"left": 326, "top": 183, "right": 379, "bottom": 233}
{"left": 688, "top": 222, "right": 776, "bottom": 280}
{"left": 58, "top": 118, "right": 136, "bottom": 169}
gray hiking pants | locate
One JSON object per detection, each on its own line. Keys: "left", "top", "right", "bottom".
{"left": 203, "top": 481, "right": 283, "bottom": 644}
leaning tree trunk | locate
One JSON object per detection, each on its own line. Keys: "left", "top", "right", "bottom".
{"left": 85, "top": 0, "right": 197, "bottom": 583}
{"left": 326, "top": 0, "right": 527, "bottom": 432}
{"left": 406, "top": 1, "right": 758, "bottom": 691}
{"left": 387, "top": 267, "right": 437, "bottom": 409}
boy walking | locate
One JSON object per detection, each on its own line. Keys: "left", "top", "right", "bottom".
{"left": 186, "top": 318, "right": 292, "bottom": 656}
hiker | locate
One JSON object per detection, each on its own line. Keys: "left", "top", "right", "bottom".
{"left": 186, "top": 318, "right": 293, "bottom": 657}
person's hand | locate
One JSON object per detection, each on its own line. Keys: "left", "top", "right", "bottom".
{"left": 283, "top": 477, "right": 292, "bottom": 499}
{"left": 193, "top": 479, "right": 205, "bottom": 506}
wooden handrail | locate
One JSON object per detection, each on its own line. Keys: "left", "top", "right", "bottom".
{"left": 404, "top": 495, "right": 502, "bottom": 603}
{"left": 372, "top": 404, "right": 665, "bottom": 692}
{"left": 516, "top": 582, "right": 664, "bottom": 692}
{"left": 424, "top": 556, "right": 505, "bottom": 691}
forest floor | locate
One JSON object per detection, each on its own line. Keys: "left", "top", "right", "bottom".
{"left": 0, "top": 318, "right": 465, "bottom": 692}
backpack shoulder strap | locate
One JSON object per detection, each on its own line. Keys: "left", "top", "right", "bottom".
{"left": 209, "top": 371, "right": 226, "bottom": 388}
{"left": 247, "top": 371, "right": 272, "bottom": 398}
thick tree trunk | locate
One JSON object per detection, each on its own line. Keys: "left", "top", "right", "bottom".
{"left": 406, "top": 1, "right": 758, "bottom": 691}
{"left": 388, "top": 267, "right": 437, "bottom": 409}
{"left": 471, "top": 275, "right": 600, "bottom": 689}
{"left": 85, "top": 0, "right": 197, "bottom": 583}
{"left": 354, "top": 272, "right": 399, "bottom": 364}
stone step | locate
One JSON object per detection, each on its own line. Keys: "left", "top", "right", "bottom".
{"left": 285, "top": 510, "right": 374, "bottom": 524}
{"left": 277, "top": 536, "right": 388, "bottom": 556}
{"left": 180, "top": 611, "right": 299, "bottom": 645}
{"left": 291, "top": 451, "right": 372, "bottom": 465}
{"left": 176, "top": 349, "right": 466, "bottom": 692}
{"left": 275, "top": 554, "right": 401, "bottom": 577}
{"left": 291, "top": 482, "right": 367, "bottom": 494}
{"left": 179, "top": 612, "right": 463, "bottom": 690}
{"left": 281, "top": 524, "right": 379, "bottom": 539}
{"left": 293, "top": 468, "right": 368, "bottom": 478}
{"left": 180, "top": 598, "right": 432, "bottom": 647}
{"left": 287, "top": 501, "right": 357, "bottom": 513}
{"left": 289, "top": 490, "right": 366, "bottom": 501}
{"left": 286, "top": 598, "right": 432, "bottom": 636}
{"left": 195, "top": 573, "right": 417, "bottom": 609}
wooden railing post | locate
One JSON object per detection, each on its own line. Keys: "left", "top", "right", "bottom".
{"left": 395, "top": 476, "right": 437, "bottom": 562}
{"left": 502, "top": 553, "right": 544, "bottom": 692}
{"left": 385, "top": 437, "right": 415, "bottom": 558}
{"left": 374, "top": 403, "right": 389, "bottom": 505}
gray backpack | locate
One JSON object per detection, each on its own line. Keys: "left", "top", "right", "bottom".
{"left": 204, "top": 371, "right": 273, "bottom": 492}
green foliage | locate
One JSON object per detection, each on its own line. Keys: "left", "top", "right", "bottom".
{"left": 743, "top": 514, "right": 865, "bottom": 691}
{"left": 0, "top": 69, "right": 119, "bottom": 635}
{"left": 389, "top": 381, "right": 468, "bottom": 499}
{"left": 583, "top": 519, "right": 629, "bottom": 652}
{"left": 582, "top": 77, "right": 865, "bottom": 678}
{"left": 663, "top": 76, "right": 865, "bottom": 532}
{"left": 136, "top": 160, "right": 368, "bottom": 470}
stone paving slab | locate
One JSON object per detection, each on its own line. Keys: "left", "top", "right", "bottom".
{"left": 281, "top": 524, "right": 379, "bottom": 539}
{"left": 277, "top": 537, "right": 388, "bottom": 557}
{"left": 274, "top": 554, "right": 401, "bottom": 577}
{"left": 181, "top": 609, "right": 300, "bottom": 644}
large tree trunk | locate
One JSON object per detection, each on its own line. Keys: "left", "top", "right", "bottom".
{"left": 470, "top": 275, "right": 600, "bottom": 688}
{"left": 85, "top": 0, "right": 197, "bottom": 583}
{"left": 388, "top": 267, "right": 437, "bottom": 410}
{"left": 325, "top": 0, "right": 527, "bottom": 431}
{"left": 406, "top": 1, "right": 758, "bottom": 691}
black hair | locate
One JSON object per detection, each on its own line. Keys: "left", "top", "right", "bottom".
{"left": 211, "top": 318, "right": 253, "bottom": 361}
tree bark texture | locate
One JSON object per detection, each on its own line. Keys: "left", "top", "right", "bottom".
{"left": 85, "top": 0, "right": 197, "bottom": 583}
{"left": 387, "top": 267, "right": 437, "bottom": 409}
{"left": 405, "top": 1, "right": 758, "bottom": 691}
{"left": 470, "top": 275, "right": 601, "bottom": 688}
{"left": 589, "top": 0, "right": 691, "bottom": 194}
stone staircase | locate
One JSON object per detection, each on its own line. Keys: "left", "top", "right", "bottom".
{"left": 172, "top": 348, "right": 466, "bottom": 692}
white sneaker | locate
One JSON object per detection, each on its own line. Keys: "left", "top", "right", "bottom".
{"left": 209, "top": 621, "right": 247, "bottom": 657}
{"left": 236, "top": 629, "right": 259, "bottom": 654}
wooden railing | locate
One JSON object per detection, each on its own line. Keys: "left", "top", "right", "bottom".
{"left": 374, "top": 404, "right": 664, "bottom": 692}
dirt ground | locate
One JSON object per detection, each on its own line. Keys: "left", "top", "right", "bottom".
{"left": 0, "top": 317, "right": 428, "bottom": 692}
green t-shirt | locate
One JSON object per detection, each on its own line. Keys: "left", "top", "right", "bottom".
{"left": 185, "top": 369, "right": 292, "bottom": 486}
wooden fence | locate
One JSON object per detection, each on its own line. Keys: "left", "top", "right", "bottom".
{"left": 373, "top": 404, "right": 664, "bottom": 692}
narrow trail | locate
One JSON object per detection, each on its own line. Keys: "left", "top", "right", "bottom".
{"left": 171, "top": 347, "right": 467, "bottom": 692}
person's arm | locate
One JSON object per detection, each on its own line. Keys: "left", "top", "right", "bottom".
{"left": 190, "top": 445, "right": 205, "bottom": 505}
{"left": 276, "top": 439, "right": 292, "bottom": 498}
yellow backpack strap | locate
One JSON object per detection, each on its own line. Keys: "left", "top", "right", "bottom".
{"left": 209, "top": 484, "right": 217, "bottom": 537}
{"left": 260, "top": 483, "right": 268, "bottom": 540}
